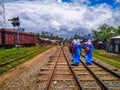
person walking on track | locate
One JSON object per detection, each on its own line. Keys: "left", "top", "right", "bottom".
{"left": 70, "top": 39, "right": 81, "bottom": 66}
{"left": 76, "top": 39, "right": 82, "bottom": 63}
{"left": 85, "top": 39, "right": 94, "bottom": 65}
{"left": 70, "top": 39, "right": 76, "bottom": 61}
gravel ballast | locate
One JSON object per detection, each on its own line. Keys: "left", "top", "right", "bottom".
{"left": 0, "top": 47, "right": 57, "bottom": 90}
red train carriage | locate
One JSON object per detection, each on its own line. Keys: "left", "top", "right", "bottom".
{"left": 32, "top": 34, "right": 38, "bottom": 44}
{"left": 0, "top": 29, "right": 16, "bottom": 47}
{"left": 19, "top": 32, "right": 38, "bottom": 45}
{"left": 0, "top": 28, "right": 38, "bottom": 47}
{"left": 20, "top": 32, "right": 33, "bottom": 45}
{"left": 5, "top": 29, "right": 17, "bottom": 45}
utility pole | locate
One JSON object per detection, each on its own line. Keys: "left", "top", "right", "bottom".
{"left": 0, "top": 0, "right": 6, "bottom": 28}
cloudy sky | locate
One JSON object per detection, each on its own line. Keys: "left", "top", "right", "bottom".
{"left": 4, "top": 0, "right": 120, "bottom": 38}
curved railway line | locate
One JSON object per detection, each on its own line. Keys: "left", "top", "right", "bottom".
{"left": 36, "top": 46, "right": 120, "bottom": 90}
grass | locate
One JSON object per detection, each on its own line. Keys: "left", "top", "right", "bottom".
{"left": 0, "top": 47, "right": 32, "bottom": 64}
{"left": 0, "top": 46, "right": 46, "bottom": 64}
{"left": 93, "top": 53, "right": 120, "bottom": 68}
{"left": 93, "top": 50, "right": 120, "bottom": 62}
{"left": 0, "top": 45, "right": 54, "bottom": 75}
{"left": 93, "top": 49, "right": 120, "bottom": 69}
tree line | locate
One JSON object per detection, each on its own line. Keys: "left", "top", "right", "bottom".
{"left": 37, "top": 31, "right": 63, "bottom": 41}
{"left": 92, "top": 24, "right": 120, "bottom": 41}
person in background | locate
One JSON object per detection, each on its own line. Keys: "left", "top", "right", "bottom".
{"left": 71, "top": 39, "right": 76, "bottom": 62}
{"left": 85, "top": 39, "right": 94, "bottom": 65}
{"left": 76, "top": 39, "right": 82, "bottom": 63}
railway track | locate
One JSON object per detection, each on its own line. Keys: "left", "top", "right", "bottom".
{"left": 65, "top": 47, "right": 120, "bottom": 90}
{"left": 36, "top": 47, "right": 83, "bottom": 90}
{"left": 0, "top": 46, "right": 49, "bottom": 68}
{"left": 36, "top": 46, "right": 120, "bottom": 90}
{"left": 80, "top": 56, "right": 120, "bottom": 90}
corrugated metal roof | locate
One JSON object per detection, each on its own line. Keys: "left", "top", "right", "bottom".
{"left": 40, "top": 38, "right": 50, "bottom": 41}
{"left": 111, "top": 35, "right": 120, "bottom": 39}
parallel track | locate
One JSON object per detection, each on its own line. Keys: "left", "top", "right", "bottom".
{"left": 65, "top": 46, "right": 120, "bottom": 90}
{"left": 36, "top": 46, "right": 120, "bottom": 90}
{"left": 80, "top": 55, "right": 120, "bottom": 90}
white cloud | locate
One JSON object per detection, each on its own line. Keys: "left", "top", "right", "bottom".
{"left": 115, "top": 0, "right": 120, "bottom": 3}
{"left": 50, "top": 20, "right": 61, "bottom": 31}
{"left": 4, "top": 1, "right": 120, "bottom": 38}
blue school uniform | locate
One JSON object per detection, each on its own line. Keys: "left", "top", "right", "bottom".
{"left": 85, "top": 43, "right": 94, "bottom": 64}
{"left": 72, "top": 43, "right": 81, "bottom": 65}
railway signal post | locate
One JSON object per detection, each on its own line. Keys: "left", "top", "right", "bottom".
{"left": 8, "top": 17, "right": 20, "bottom": 47}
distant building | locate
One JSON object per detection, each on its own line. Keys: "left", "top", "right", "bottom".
{"left": 108, "top": 35, "right": 120, "bottom": 54}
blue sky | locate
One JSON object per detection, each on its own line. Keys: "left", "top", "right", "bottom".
{"left": 62, "top": 0, "right": 120, "bottom": 8}
{"left": 3, "top": 0, "right": 120, "bottom": 38}
{"left": 90, "top": 0, "right": 120, "bottom": 8}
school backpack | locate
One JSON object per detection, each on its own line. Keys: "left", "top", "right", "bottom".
{"left": 85, "top": 45, "right": 90, "bottom": 53}
{"left": 72, "top": 46, "right": 77, "bottom": 54}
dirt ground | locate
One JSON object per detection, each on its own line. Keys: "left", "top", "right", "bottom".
{"left": 0, "top": 46, "right": 58, "bottom": 90}
{"left": 100, "top": 50, "right": 120, "bottom": 58}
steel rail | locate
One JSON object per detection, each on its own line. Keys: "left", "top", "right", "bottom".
{"left": 93, "top": 61, "right": 120, "bottom": 78}
{"left": 44, "top": 48, "right": 61, "bottom": 90}
{"left": 81, "top": 54, "right": 120, "bottom": 78}
{"left": 80, "top": 60, "right": 110, "bottom": 90}
{"left": 62, "top": 47, "right": 84, "bottom": 90}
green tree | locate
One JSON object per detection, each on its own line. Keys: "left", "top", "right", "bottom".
{"left": 92, "top": 24, "right": 116, "bottom": 41}
{"left": 92, "top": 29, "right": 100, "bottom": 40}
{"left": 115, "top": 26, "right": 120, "bottom": 35}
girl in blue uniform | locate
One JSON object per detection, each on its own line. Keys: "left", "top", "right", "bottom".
{"left": 71, "top": 39, "right": 81, "bottom": 66}
{"left": 76, "top": 39, "right": 82, "bottom": 64}
{"left": 85, "top": 40, "right": 94, "bottom": 65}
{"left": 71, "top": 39, "right": 76, "bottom": 62}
